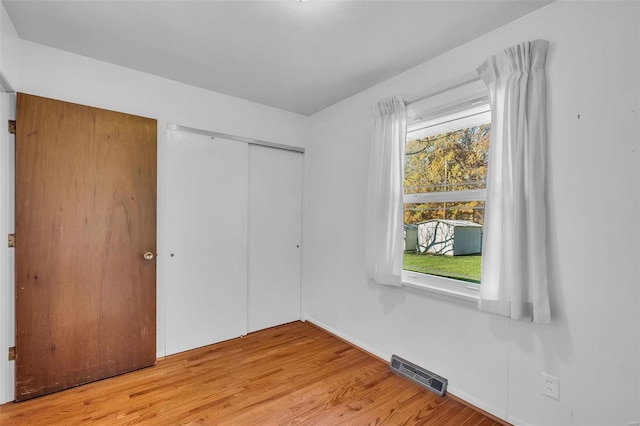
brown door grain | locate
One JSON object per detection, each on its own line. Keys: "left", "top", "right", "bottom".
{"left": 14, "top": 93, "right": 157, "bottom": 401}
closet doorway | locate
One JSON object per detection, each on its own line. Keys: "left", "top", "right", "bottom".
{"left": 165, "top": 127, "right": 302, "bottom": 355}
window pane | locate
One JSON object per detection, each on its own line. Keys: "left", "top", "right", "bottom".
{"left": 404, "top": 124, "right": 490, "bottom": 196}
{"left": 403, "top": 123, "right": 489, "bottom": 284}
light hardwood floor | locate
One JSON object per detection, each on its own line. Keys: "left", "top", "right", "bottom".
{"left": 0, "top": 321, "right": 505, "bottom": 425}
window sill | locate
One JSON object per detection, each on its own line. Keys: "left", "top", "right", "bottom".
{"left": 402, "top": 271, "right": 480, "bottom": 303}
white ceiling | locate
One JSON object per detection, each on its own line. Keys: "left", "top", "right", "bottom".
{"left": 2, "top": 1, "right": 551, "bottom": 116}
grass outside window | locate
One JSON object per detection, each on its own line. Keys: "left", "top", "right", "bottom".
{"left": 403, "top": 252, "right": 481, "bottom": 284}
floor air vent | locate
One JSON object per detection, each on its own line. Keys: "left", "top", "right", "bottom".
{"left": 390, "top": 354, "right": 447, "bottom": 397}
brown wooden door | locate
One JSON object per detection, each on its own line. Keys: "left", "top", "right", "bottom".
{"left": 14, "top": 93, "right": 157, "bottom": 401}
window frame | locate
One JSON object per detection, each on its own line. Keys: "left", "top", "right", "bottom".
{"left": 401, "top": 93, "right": 490, "bottom": 302}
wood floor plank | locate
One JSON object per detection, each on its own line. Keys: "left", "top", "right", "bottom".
{"left": 0, "top": 321, "right": 505, "bottom": 425}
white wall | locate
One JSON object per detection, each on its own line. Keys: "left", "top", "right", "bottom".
{"left": 0, "top": 92, "right": 14, "bottom": 406}
{"left": 0, "top": 1, "right": 19, "bottom": 89}
{"left": 0, "top": 5, "right": 18, "bottom": 405}
{"left": 0, "top": 2, "right": 309, "bottom": 404}
{"left": 305, "top": 2, "right": 639, "bottom": 425}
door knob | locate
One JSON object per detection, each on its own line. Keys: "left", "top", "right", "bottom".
{"left": 143, "top": 252, "right": 154, "bottom": 260}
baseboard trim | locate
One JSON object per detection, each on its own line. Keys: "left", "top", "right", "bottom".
{"left": 305, "top": 317, "right": 510, "bottom": 426}
{"left": 447, "top": 392, "right": 511, "bottom": 426}
{"left": 305, "top": 318, "right": 389, "bottom": 363}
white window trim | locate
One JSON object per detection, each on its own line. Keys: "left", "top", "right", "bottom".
{"left": 402, "top": 270, "right": 480, "bottom": 302}
{"left": 404, "top": 189, "right": 485, "bottom": 204}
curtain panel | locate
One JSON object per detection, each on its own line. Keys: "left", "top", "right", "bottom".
{"left": 477, "top": 39, "right": 551, "bottom": 323}
{"left": 365, "top": 96, "right": 407, "bottom": 286}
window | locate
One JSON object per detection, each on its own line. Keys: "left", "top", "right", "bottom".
{"left": 402, "top": 82, "right": 490, "bottom": 298}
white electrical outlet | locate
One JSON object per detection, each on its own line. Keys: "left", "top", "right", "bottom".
{"left": 542, "top": 373, "right": 559, "bottom": 399}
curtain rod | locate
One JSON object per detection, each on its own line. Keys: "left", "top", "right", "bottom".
{"left": 405, "top": 72, "right": 481, "bottom": 106}
{"left": 166, "top": 123, "right": 305, "bottom": 154}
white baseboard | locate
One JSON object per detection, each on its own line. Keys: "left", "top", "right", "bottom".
{"left": 446, "top": 386, "right": 508, "bottom": 424}
{"left": 305, "top": 316, "right": 390, "bottom": 362}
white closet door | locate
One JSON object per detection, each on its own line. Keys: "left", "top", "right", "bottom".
{"left": 165, "top": 129, "right": 248, "bottom": 355}
{"left": 248, "top": 145, "right": 302, "bottom": 333}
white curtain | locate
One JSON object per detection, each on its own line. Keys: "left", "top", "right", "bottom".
{"left": 476, "top": 39, "right": 551, "bottom": 323}
{"left": 365, "top": 96, "right": 407, "bottom": 286}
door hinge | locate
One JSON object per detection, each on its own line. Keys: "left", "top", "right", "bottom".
{"left": 8, "top": 233, "right": 15, "bottom": 248}
{"left": 8, "top": 120, "right": 15, "bottom": 135}
{"left": 8, "top": 346, "right": 15, "bottom": 361}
